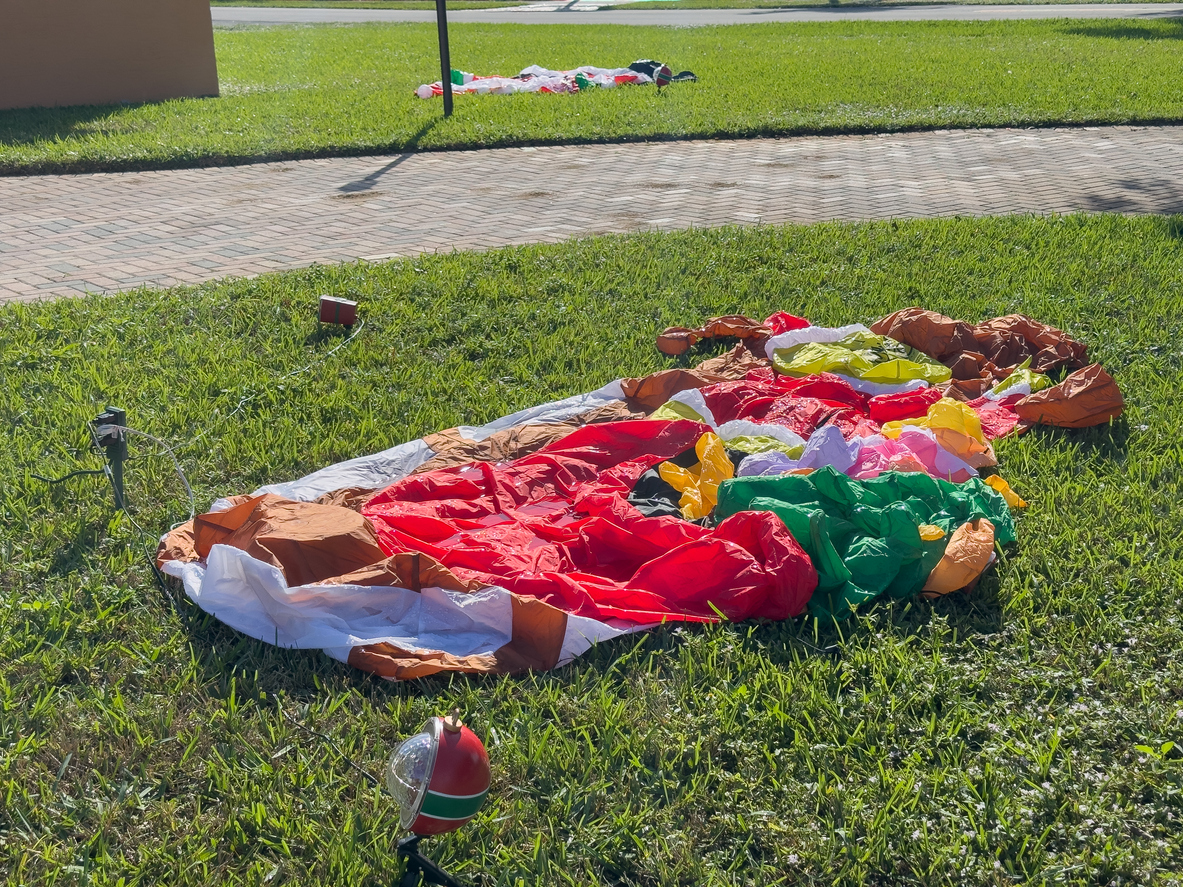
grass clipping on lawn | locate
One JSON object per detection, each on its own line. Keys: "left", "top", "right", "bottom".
{"left": 2, "top": 19, "right": 1183, "bottom": 174}
{"left": 3, "top": 214, "right": 1183, "bottom": 884}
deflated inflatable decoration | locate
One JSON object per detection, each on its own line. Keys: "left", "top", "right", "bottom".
{"left": 159, "top": 308, "right": 1122, "bottom": 680}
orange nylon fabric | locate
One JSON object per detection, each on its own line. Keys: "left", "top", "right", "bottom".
{"left": 656, "top": 314, "right": 770, "bottom": 357}
{"left": 871, "top": 308, "right": 1088, "bottom": 382}
{"left": 1015, "top": 363, "right": 1125, "bottom": 429}
{"left": 622, "top": 344, "right": 767, "bottom": 411}
{"left": 921, "top": 518, "right": 996, "bottom": 597}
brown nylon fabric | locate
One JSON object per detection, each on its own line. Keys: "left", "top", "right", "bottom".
{"left": 656, "top": 314, "right": 769, "bottom": 357}
{"left": 415, "top": 400, "right": 642, "bottom": 474}
{"left": 870, "top": 307, "right": 979, "bottom": 361}
{"left": 1015, "top": 363, "right": 1124, "bottom": 429}
{"left": 191, "top": 494, "right": 388, "bottom": 587}
{"left": 621, "top": 344, "right": 768, "bottom": 411}
{"left": 347, "top": 594, "right": 569, "bottom": 678}
{"left": 973, "top": 315, "right": 1088, "bottom": 374}
{"left": 313, "top": 486, "right": 380, "bottom": 511}
{"left": 162, "top": 497, "right": 481, "bottom": 593}
{"left": 871, "top": 308, "right": 1088, "bottom": 383}
{"left": 326, "top": 552, "right": 484, "bottom": 593}
{"left": 937, "top": 378, "right": 991, "bottom": 402}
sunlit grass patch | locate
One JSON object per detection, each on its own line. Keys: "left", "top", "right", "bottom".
{"left": 2, "top": 18, "right": 1182, "bottom": 174}
{"left": 2, "top": 214, "right": 1183, "bottom": 884}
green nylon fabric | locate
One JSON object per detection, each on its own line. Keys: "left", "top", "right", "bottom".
{"left": 725, "top": 435, "right": 805, "bottom": 457}
{"left": 651, "top": 400, "right": 706, "bottom": 423}
{"left": 772, "top": 331, "right": 953, "bottom": 384}
{"left": 992, "top": 366, "right": 1053, "bottom": 396}
{"left": 715, "top": 467, "right": 1015, "bottom": 619}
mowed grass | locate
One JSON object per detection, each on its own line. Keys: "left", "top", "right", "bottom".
{"left": 3, "top": 18, "right": 1183, "bottom": 175}
{"left": 3, "top": 214, "right": 1183, "bottom": 885}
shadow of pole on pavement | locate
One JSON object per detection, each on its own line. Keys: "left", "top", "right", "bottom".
{"left": 337, "top": 117, "right": 441, "bottom": 193}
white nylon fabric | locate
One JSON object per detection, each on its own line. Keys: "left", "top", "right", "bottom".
{"left": 763, "top": 324, "right": 871, "bottom": 361}
{"left": 161, "top": 544, "right": 625, "bottom": 669}
{"left": 164, "top": 545, "right": 514, "bottom": 655}
{"left": 253, "top": 438, "right": 433, "bottom": 503}
{"left": 557, "top": 614, "right": 628, "bottom": 666}
{"left": 456, "top": 380, "right": 625, "bottom": 441}
{"left": 984, "top": 381, "right": 1033, "bottom": 401}
{"left": 831, "top": 374, "right": 931, "bottom": 397}
{"left": 666, "top": 387, "right": 717, "bottom": 427}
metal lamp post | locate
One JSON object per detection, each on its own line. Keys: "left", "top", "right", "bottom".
{"left": 435, "top": 0, "right": 453, "bottom": 116}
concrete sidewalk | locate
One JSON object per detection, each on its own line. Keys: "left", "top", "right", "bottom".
{"left": 3, "top": 126, "right": 1182, "bottom": 302}
{"left": 210, "top": 3, "right": 1183, "bottom": 25}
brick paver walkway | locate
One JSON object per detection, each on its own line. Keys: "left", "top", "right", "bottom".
{"left": 3, "top": 125, "right": 1182, "bottom": 302}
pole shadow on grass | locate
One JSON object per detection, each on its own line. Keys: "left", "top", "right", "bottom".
{"left": 46, "top": 519, "right": 107, "bottom": 578}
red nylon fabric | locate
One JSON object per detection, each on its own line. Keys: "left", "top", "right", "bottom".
{"left": 695, "top": 372, "right": 876, "bottom": 438}
{"left": 868, "top": 386, "right": 944, "bottom": 424}
{"left": 706, "top": 372, "right": 1021, "bottom": 442}
{"left": 765, "top": 312, "right": 811, "bottom": 335}
{"left": 967, "top": 394, "right": 1024, "bottom": 440}
{"left": 362, "top": 419, "right": 819, "bottom": 625}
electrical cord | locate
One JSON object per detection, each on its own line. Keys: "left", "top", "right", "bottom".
{"left": 280, "top": 708, "right": 382, "bottom": 788}
{"left": 178, "top": 319, "right": 366, "bottom": 452}
{"left": 97, "top": 424, "right": 196, "bottom": 525}
{"left": 27, "top": 316, "right": 367, "bottom": 607}
{"left": 30, "top": 467, "right": 107, "bottom": 485}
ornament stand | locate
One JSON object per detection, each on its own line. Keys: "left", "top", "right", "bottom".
{"left": 397, "top": 836, "right": 467, "bottom": 887}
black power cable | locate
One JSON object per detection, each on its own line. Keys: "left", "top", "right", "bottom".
{"left": 30, "top": 467, "right": 108, "bottom": 485}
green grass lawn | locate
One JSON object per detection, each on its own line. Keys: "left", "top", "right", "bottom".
{"left": 2, "top": 19, "right": 1183, "bottom": 175}
{"left": 3, "top": 214, "right": 1183, "bottom": 885}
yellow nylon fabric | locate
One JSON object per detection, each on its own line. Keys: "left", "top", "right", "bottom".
{"left": 657, "top": 432, "right": 735, "bottom": 520}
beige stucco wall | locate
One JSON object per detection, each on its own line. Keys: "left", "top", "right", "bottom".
{"left": 0, "top": 0, "right": 219, "bottom": 111}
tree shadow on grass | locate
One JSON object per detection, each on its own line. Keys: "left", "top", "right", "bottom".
{"left": 0, "top": 101, "right": 155, "bottom": 148}
{"left": 1163, "top": 215, "right": 1183, "bottom": 241}
{"left": 1059, "top": 18, "right": 1183, "bottom": 41}
{"left": 1022, "top": 418, "right": 1130, "bottom": 466}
